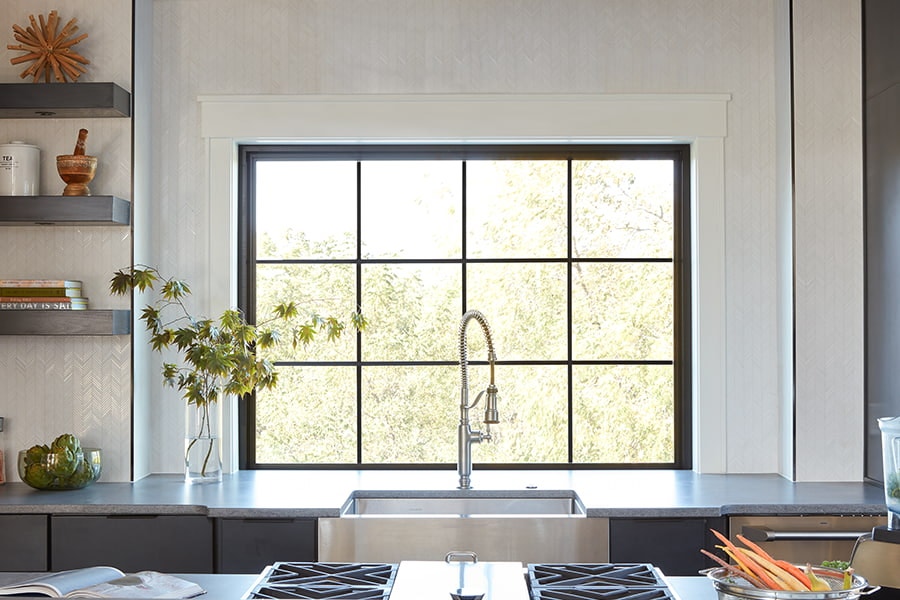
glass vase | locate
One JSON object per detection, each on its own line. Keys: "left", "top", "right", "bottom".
{"left": 185, "top": 400, "right": 221, "bottom": 484}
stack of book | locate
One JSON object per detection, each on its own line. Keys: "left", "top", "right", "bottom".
{"left": 0, "top": 279, "right": 87, "bottom": 310}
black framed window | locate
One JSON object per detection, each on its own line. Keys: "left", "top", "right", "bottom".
{"left": 238, "top": 144, "right": 691, "bottom": 469}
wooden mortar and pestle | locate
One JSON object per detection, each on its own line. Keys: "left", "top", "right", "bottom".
{"left": 56, "top": 128, "right": 97, "bottom": 196}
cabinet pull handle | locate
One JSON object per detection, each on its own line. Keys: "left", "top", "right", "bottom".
{"left": 240, "top": 519, "right": 294, "bottom": 524}
{"left": 741, "top": 526, "right": 868, "bottom": 542}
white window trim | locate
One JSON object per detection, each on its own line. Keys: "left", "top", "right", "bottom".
{"left": 199, "top": 93, "right": 730, "bottom": 473}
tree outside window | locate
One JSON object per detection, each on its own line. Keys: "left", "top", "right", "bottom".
{"left": 239, "top": 145, "right": 690, "bottom": 469}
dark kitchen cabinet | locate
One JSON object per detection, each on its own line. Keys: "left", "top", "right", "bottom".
{"left": 51, "top": 515, "right": 214, "bottom": 573}
{"left": 865, "top": 0, "right": 900, "bottom": 481}
{"left": 215, "top": 518, "right": 317, "bottom": 573}
{"left": 609, "top": 516, "right": 726, "bottom": 576}
{"left": 0, "top": 514, "right": 48, "bottom": 571}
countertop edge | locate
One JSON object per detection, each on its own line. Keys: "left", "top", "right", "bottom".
{"left": 0, "top": 573, "right": 717, "bottom": 600}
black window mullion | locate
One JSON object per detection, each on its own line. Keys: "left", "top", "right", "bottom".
{"left": 238, "top": 149, "right": 258, "bottom": 469}
{"left": 674, "top": 149, "right": 693, "bottom": 468}
{"left": 461, "top": 160, "right": 468, "bottom": 314}
{"left": 356, "top": 160, "right": 363, "bottom": 465}
{"left": 566, "top": 159, "right": 575, "bottom": 464}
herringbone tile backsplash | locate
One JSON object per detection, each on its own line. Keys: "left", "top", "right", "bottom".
{"left": 149, "top": 0, "right": 863, "bottom": 479}
{"left": 0, "top": 0, "right": 863, "bottom": 480}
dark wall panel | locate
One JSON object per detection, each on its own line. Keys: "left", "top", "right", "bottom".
{"left": 865, "top": 0, "right": 900, "bottom": 482}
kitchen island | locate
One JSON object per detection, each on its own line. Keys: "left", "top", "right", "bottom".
{"left": 0, "top": 571, "right": 718, "bottom": 600}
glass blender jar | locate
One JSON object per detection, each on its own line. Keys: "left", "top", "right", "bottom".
{"left": 878, "top": 416, "right": 900, "bottom": 529}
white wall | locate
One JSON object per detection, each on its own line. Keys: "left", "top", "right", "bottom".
{"left": 149, "top": 0, "right": 862, "bottom": 479}
{"left": 0, "top": 0, "right": 864, "bottom": 481}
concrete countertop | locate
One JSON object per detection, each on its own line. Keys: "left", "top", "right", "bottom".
{"left": 0, "top": 572, "right": 716, "bottom": 600}
{"left": 0, "top": 470, "right": 887, "bottom": 518}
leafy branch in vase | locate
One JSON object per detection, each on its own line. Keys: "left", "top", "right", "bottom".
{"left": 110, "top": 265, "right": 366, "bottom": 476}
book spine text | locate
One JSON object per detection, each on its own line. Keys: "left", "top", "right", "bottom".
{"left": 0, "top": 302, "right": 77, "bottom": 310}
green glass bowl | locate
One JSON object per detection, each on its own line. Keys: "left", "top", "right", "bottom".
{"left": 18, "top": 447, "right": 102, "bottom": 490}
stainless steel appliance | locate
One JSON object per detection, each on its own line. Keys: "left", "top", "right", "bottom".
{"left": 242, "top": 561, "right": 680, "bottom": 600}
{"left": 729, "top": 515, "right": 885, "bottom": 566}
{"left": 850, "top": 526, "right": 900, "bottom": 590}
{"left": 847, "top": 417, "right": 900, "bottom": 590}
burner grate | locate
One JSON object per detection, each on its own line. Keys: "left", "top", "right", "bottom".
{"left": 244, "top": 562, "right": 398, "bottom": 600}
{"left": 530, "top": 587, "right": 675, "bottom": 600}
{"left": 527, "top": 563, "right": 675, "bottom": 600}
{"left": 244, "top": 561, "right": 678, "bottom": 600}
{"left": 528, "top": 564, "right": 666, "bottom": 589}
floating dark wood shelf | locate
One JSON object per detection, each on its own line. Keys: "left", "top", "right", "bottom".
{"left": 0, "top": 309, "right": 131, "bottom": 335}
{"left": 0, "top": 195, "right": 130, "bottom": 225}
{"left": 0, "top": 82, "right": 131, "bottom": 118}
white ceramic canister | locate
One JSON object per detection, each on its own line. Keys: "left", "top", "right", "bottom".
{"left": 0, "top": 140, "right": 41, "bottom": 195}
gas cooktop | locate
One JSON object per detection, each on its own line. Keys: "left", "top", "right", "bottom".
{"left": 243, "top": 562, "right": 678, "bottom": 600}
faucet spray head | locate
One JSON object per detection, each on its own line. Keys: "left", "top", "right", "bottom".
{"left": 483, "top": 383, "right": 499, "bottom": 424}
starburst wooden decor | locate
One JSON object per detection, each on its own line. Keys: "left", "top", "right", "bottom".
{"left": 8, "top": 10, "right": 90, "bottom": 83}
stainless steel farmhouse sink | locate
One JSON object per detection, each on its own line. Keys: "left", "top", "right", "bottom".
{"left": 340, "top": 489, "right": 587, "bottom": 517}
{"left": 319, "top": 490, "right": 608, "bottom": 564}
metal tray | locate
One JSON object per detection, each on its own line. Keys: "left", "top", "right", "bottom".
{"left": 703, "top": 566, "right": 879, "bottom": 600}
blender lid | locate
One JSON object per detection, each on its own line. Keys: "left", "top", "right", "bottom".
{"left": 877, "top": 416, "right": 900, "bottom": 430}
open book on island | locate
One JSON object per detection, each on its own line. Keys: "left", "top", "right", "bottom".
{"left": 0, "top": 567, "right": 205, "bottom": 598}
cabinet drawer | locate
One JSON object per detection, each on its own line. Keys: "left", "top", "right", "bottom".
{"left": 0, "top": 514, "right": 48, "bottom": 571}
{"left": 215, "top": 518, "right": 316, "bottom": 573}
{"left": 51, "top": 515, "right": 213, "bottom": 573}
{"left": 609, "top": 516, "right": 726, "bottom": 576}
{"left": 729, "top": 515, "right": 884, "bottom": 566}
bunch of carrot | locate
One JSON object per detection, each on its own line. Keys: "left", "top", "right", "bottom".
{"left": 701, "top": 529, "right": 852, "bottom": 591}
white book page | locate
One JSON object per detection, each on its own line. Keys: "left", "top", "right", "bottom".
{"left": 72, "top": 572, "right": 205, "bottom": 599}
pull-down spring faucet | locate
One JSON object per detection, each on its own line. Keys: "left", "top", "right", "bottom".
{"left": 457, "top": 310, "right": 499, "bottom": 490}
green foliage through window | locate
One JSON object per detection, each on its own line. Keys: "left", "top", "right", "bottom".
{"left": 239, "top": 144, "right": 691, "bottom": 469}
